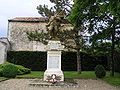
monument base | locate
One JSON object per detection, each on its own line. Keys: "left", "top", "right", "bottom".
{"left": 44, "top": 40, "right": 64, "bottom": 82}
{"left": 44, "top": 69, "right": 64, "bottom": 81}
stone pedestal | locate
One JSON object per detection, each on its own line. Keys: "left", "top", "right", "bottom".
{"left": 44, "top": 40, "right": 64, "bottom": 81}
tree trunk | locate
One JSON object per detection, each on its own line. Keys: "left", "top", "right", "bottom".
{"left": 110, "top": 24, "right": 115, "bottom": 77}
{"left": 77, "top": 49, "right": 82, "bottom": 74}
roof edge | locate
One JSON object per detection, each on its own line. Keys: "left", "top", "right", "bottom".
{"left": 8, "top": 17, "right": 49, "bottom": 22}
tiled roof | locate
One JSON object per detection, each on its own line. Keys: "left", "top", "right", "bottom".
{"left": 8, "top": 17, "right": 49, "bottom": 22}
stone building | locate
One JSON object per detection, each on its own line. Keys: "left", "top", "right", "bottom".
{"left": 0, "top": 38, "right": 10, "bottom": 64}
{"left": 8, "top": 17, "right": 72, "bottom": 51}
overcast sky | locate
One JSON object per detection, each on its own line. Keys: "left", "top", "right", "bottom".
{"left": 0, "top": 0, "right": 53, "bottom": 37}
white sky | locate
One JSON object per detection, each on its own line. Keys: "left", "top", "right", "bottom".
{"left": 0, "top": 0, "right": 53, "bottom": 37}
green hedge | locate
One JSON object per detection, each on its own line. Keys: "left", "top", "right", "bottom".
{"left": 114, "top": 52, "right": 120, "bottom": 73}
{"left": 7, "top": 51, "right": 109, "bottom": 71}
{"left": 7, "top": 51, "right": 47, "bottom": 71}
{"left": 62, "top": 52, "right": 109, "bottom": 71}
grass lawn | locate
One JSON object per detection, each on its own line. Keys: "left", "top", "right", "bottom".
{"left": 17, "top": 71, "right": 44, "bottom": 78}
{"left": 17, "top": 71, "right": 96, "bottom": 79}
{"left": 17, "top": 71, "right": 120, "bottom": 87}
{"left": 0, "top": 77, "right": 7, "bottom": 82}
{"left": 64, "top": 71, "right": 96, "bottom": 79}
{"left": 102, "top": 72, "right": 120, "bottom": 87}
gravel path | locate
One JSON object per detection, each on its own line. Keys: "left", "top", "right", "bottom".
{"left": 0, "top": 79, "right": 119, "bottom": 90}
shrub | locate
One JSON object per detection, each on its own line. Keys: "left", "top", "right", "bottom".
{"left": 0, "top": 69, "right": 3, "bottom": 77}
{"left": 0, "top": 64, "right": 2, "bottom": 68}
{"left": 95, "top": 65, "right": 106, "bottom": 78}
{"left": 0, "top": 63, "right": 5, "bottom": 77}
{"left": 2, "top": 63, "right": 18, "bottom": 78}
{"left": 0, "top": 62, "right": 31, "bottom": 77}
{"left": 16, "top": 65, "right": 31, "bottom": 75}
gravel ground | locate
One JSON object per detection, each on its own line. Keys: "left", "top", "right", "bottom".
{"left": 0, "top": 79, "right": 119, "bottom": 90}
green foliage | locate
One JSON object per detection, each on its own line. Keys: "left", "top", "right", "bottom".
{"left": 86, "top": 42, "right": 111, "bottom": 56}
{"left": 0, "top": 69, "right": 3, "bottom": 77}
{"left": 114, "top": 51, "right": 120, "bottom": 73}
{"left": 2, "top": 63, "right": 18, "bottom": 78}
{"left": 0, "top": 77, "right": 7, "bottom": 81}
{"left": 69, "top": 0, "right": 120, "bottom": 77}
{"left": 7, "top": 51, "right": 47, "bottom": 71}
{"left": 16, "top": 65, "right": 31, "bottom": 75}
{"left": 95, "top": 65, "right": 106, "bottom": 78}
{"left": 37, "top": 0, "right": 73, "bottom": 17}
{"left": 68, "top": 0, "right": 120, "bottom": 47}
{"left": 7, "top": 51, "right": 108, "bottom": 71}
{"left": 26, "top": 31, "right": 48, "bottom": 45}
{"left": 17, "top": 71, "right": 96, "bottom": 79}
{"left": 0, "top": 64, "right": 3, "bottom": 77}
{"left": 37, "top": 5, "right": 54, "bottom": 17}
{"left": 102, "top": 72, "right": 120, "bottom": 87}
{"left": 68, "top": 0, "right": 83, "bottom": 26}
{"left": 87, "top": 42, "right": 120, "bottom": 73}
{"left": 0, "top": 62, "right": 31, "bottom": 78}
{"left": 17, "top": 71, "right": 44, "bottom": 78}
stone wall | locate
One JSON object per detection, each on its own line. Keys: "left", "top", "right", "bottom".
{"left": 8, "top": 21, "right": 47, "bottom": 51}
{"left": 0, "top": 38, "right": 10, "bottom": 64}
{"left": 8, "top": 18, "right": 73, "bottom": 51}
{"left": 0, "top": 42, "right": 7, "bottom": 64}
{"left": 0, "top": 38, "right": 11, "bottom": 50}
{"left": 8, "top": 21, "right": 71, "bottom": 51}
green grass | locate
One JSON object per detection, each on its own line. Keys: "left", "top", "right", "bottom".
{"left": 0, "top": 77, "right": 7, "bottom": 81}
{"left": 102, "top": 72, "right": 120, "bottom": 87}
{"left": 64, "top": 71, "right": 96, "bottom": 79}
{"left": 17, "top": 71, "right": 44, "bottom": 78}
{"left": 17, "top": 71, "right": 96, "bottom": 79}
{"left": 16, "top": 71, "right": 120, "bottom": 87}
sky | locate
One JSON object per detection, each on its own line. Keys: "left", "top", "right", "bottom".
{"left": 0, "top": 0, "right": 53, "bottom": 37}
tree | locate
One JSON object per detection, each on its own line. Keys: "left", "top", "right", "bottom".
{"left": 103, "top": 1, "right": 120, "bottom": 77}
{"left": 62, "top": 0, "right": 91, "bottom": 74}
{"left": 57, "top": 28, "right": 84, "bottom": 74}
{"left": 64, "top": 0, "right": 101, "bottom": 74}
{"left": 28, "top": 0, "right": 120, "bottom": 75}
{"left": 37, "top": 0, "right": 73, "bottom": 17}
{"left": 88, "top": 0, "right": 120, "bottom": 77}
{"left": 67, "top": 0, "right": 120, "bottom": 76}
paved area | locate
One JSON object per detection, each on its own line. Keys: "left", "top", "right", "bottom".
{"left": 0, "top": 79, "right": 119, "bottom": 90}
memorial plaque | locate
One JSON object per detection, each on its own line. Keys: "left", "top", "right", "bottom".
{"left": 50, "top": 43, "right": 59, "bottom": 50}
{"left": 49, "top": 56, "right": 59, "bottom": 68}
